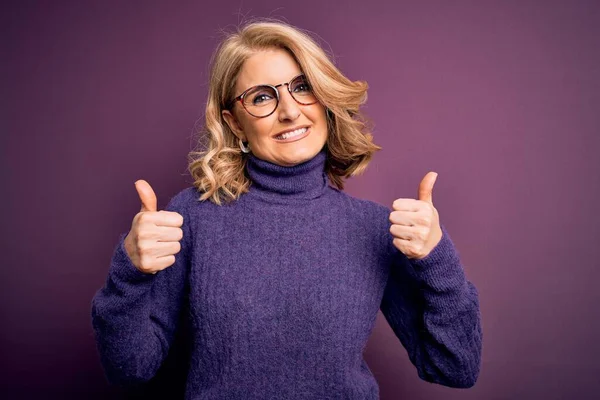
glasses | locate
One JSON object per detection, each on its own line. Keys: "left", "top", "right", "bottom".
{"left": 226, "top": 74, "right": 318, "bottom": 118}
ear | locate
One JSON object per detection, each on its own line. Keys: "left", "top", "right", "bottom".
{"left": 221, "top": 109, "right": 247, "bottom": 142}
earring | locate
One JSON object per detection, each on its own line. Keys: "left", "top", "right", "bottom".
{"left": 239, "top": 139, "right": 251, "bottom": 154}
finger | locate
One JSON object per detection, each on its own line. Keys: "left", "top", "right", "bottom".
{"left": 154, "top": 255, "right": 176, "bottom": 271}
{"left": 418, "top": 172, "right": 438, "bottom": 204}
{"left": 392, "top": 198, "right": 421, "bottom": 212}
{"left": 140, "top": 241, "right": 181, "bottom": 258}
{"left": 135, "top": 180, "right": 158, "bottom": 212}
{"left": 390, "top": 210, "right": 435, "bottom": 227}
{"left": 390, "top": 224, "right": 419, "bottom": 241}
{"left": 136, "top": 211, "right": 183, "bottom": 228}
{"left": 138, "top": 226, "right": 183, "bottom": 242}
{"left": 155, "top": 241, "right": 182, "bottom": 257}
{"left": 393, "top": 237, "right": 411, "bottom": 250}
{"left": 389, "top": 211, "right": 416, "bottom": 226}
{"left": 156, "top": 226, "right": 184, "bottom": 242}
{"left": 155, "top": 211, "right": 184, "bottom": 227}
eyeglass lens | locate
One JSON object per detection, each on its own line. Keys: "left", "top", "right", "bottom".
{"left": 242, "top": 75, "right": 317, "bottom": 117}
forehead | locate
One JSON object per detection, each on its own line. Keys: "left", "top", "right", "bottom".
{"left": 236, "top": 48, "right": 302, "bottom": 91}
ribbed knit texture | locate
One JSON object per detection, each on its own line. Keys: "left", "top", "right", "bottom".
{"left": 91, "top": 148, "right": 483, "bottom": 399}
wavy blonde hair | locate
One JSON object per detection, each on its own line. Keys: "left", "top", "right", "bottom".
{"left": 188, "top": 19, "right": 381, "bottom": 205}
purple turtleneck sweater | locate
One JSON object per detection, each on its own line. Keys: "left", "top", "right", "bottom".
{"left": 91, "top": 149, "right": 482, "bottom": 399}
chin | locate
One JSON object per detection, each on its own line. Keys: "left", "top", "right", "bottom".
{"left": 280, "top": 146, "right": 322, "bottom": 166}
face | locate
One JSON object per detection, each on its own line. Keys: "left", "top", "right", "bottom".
{"left": 222, "top": 48, "right": 328, "bottom": 167}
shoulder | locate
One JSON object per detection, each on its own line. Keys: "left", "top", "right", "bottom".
{"left": 327, "top": 186, "right": 391, "bottom": 228}
{"left": 328, "top": 186, "right": 390, "bottom": 215}
{"left": 163, "top": 186, "right": 224, "bottom": 218}
{"left": 164, "top": 187, "right": 201, "bottom": 212}
{"left": 327, "top": 188, "right": 397, "bottom": 259}
{"left": 162, "top": 187, "right": 221, "bottom": 246}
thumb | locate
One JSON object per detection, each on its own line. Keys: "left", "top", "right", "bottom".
{"left": 135, "top": 180, "right": 158, "bottom": 212}
{"left": 418, "top": 172, "right": 438, "bottom": 204}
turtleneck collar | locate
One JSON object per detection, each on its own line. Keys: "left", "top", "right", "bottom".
{"left": 245, "top": 148, "right": 329, "bottom": 203}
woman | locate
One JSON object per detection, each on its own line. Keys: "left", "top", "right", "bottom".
{"left": 91, "top": 20, "right": 482, "bottom": 399}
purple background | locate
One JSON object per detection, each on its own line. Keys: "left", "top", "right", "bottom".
{"left": 2, "top": 0, "right": 599, "bottom": 399}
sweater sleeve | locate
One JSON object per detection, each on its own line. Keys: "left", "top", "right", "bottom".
{"left": 90, "top": 191, "right": 191, "bottom": 387}
{"left": 379, "top": 222, "right": 483, "bottom": 388}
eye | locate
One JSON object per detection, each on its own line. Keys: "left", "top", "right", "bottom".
{"left": 245, "top": 86, "right": 276, "bottom": 106}
{"left": 292, "top": 82, "right": 311, "bottom": 93}
{"left": 252, "top": 93, "right": 273, "bottom": 105}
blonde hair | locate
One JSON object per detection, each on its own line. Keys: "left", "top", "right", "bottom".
{"left": 188, "top": 19, "right": 381, "bottom": 205}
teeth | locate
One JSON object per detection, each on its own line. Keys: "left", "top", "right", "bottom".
{"left": 275, "top": 127, "right": 307, "bottom": 140}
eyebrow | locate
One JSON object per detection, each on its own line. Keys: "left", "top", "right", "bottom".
{"left": 244, "top": 73, "right": 304, "bottom": 88}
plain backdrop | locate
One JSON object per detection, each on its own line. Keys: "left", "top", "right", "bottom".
{"left": 2, "top": 0, "right": 599, "bottom": 399}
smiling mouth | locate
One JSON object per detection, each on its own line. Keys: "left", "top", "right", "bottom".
{"left": 273, "top": 127, "right": 310, "bottom": 142}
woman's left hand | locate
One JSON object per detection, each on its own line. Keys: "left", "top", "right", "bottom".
{"left": 389, "top": 172, "right": 443, "bottom": 260}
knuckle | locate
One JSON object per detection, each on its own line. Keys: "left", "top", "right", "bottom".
{"left": 132, "top": 234, "right": 141, "bottom": 245}
{"left": 139, "top": 212, "right": 151, "bottom": 223}
{"left": 133, "top": 236, "right": 144, "bottom": 249}
{"left": 140, "top": 266, "right": 152, "bottom": 274}
{"left": 138, "top": 244, "right": 151, "bottom": 256}
{"left": 139, "top": 254, "right": 150, "bottom": 268}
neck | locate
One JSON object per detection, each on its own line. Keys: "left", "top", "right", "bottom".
{"left": 245, "top": 149, "right": 329, "bottom": 203}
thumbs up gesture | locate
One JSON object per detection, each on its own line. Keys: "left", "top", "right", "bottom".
{"left": 389, "top": 172, "right": 443, "bottom": 260}
{"left": 123, "top": 180, "right": 184, "bottom": 275}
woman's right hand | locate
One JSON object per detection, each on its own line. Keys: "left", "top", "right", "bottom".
{"left": 124, "top": 180, "right": 184, "bottom": 275}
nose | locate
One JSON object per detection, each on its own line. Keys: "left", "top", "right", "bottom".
{"left": 277, "top": 87, "right": 301, "bottom": 122}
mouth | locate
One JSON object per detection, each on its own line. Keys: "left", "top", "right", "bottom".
{"left": 272, "top": 126, "right": 310, "bottom": 143}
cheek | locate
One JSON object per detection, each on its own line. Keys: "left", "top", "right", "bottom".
{"left": 312, "top": 106, "right": 328, "bottom": 124}
{"left": 252, "top": 120, "right": 275, "bottom": 140}
{"left": 239, "top": 117, "right": 269, "bottom": 141}
{"left": 309, "top": 107, "right": 328, "bottom": 132}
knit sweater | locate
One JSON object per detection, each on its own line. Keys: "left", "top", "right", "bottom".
{"left": 91, "top": 148, "right": 482, "bottom": 399}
